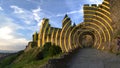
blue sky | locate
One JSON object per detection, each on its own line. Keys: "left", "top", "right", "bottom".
{"left": 0, "top": 0, "right": 103, "bottom": 51}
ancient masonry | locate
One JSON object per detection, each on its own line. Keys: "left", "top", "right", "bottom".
{"left": 28, "top": 0, "right": 113, "bottom": 52}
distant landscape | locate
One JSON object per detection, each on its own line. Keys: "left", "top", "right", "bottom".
{"left": 0, "top": 53, "right": 11, "bottom": 60}
{"left": 0, "top": 52, "right": 14, "bottom": 61}
{"left": 0, "top": 50, "right": 17, "bottom": 53}
{"left": 0, "top": 50, "right": 18, "bottom": 61}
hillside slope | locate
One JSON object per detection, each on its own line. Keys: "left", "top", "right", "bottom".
{"left": 0, "top": 47, "right": 45, "bottom": 68}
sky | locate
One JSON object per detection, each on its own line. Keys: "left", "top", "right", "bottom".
{"left": 0, "top": 0, "right": 103, "bottom": 52}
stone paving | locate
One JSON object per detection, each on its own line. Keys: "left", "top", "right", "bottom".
{"left": 67, "top": 48, "right": 120, "bottom": 68}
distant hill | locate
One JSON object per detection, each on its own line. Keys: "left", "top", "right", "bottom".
{"left": 0, "top": 50, "right": 19, "bottom": 53}
{"left": 0, "top": 53, "right": 15, "bottom": 62}
{"left": 0, "top": 50, "right": 19, "bottom": 61}
{"left": 0, "top": 53, "right": 6, "bottom": 58}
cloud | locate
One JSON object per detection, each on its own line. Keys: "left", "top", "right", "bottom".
{"left": 32, "top": 7, "right": 42, "bottom": 24}
{"left": 0, "top": 38, "right": 28, "bottom": 51}
{"left": 0, "top": 27, "right": 14, "bottom": 39}
{"left": 10, "top": 5, "right": 43, "bottom": 28}
{"left": 0, "top": 14, "right": 28, "bottom": 51}
{"left": 0, "top": 7, "right": 3, "bottom": 11}
{"left": 10, "top": 5, "right": 34, "bottom": 25}
{"left": 31, "top": 7, "right": 44, "bottom": 30}
{"left": 11, "top": 5, "right": 24, "bottom": 13}
{"left": 37, "top": 19, "right": 43, "bottom": 27}
{"left": 56, "top": 8, "right": 83, "bottom": 17}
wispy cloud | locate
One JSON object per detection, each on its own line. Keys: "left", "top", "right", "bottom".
{"left": 10, "top": 5, "right": 43, "bottom": 28}
{"left": 56, "top": 8, "right": 83, "bottom": 17}
{"left": 0, "top": 6, "right": 3, "bottom": 11}
{"left": 37, "top": 19, "right": 43, "bottom": 27}
{"left": 10, "top": 5, "right": 34, "bottom": 25}
{"left": 32, "top": 7, "right": 42, "bottom": 26}
{"left": 11, "top": 5, "right": 24, "bottom": 13}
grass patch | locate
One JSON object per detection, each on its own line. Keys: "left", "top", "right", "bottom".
{"left": 0, "top": 43, "right": 63, "bottom": 68}
{"left": 0, "top": 53, "right": 19, "bottom": 68}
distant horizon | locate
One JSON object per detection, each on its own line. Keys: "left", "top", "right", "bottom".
{"left": 0, "top": 49, "right": 21, "bottom": 53}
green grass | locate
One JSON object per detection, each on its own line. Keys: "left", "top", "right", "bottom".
{"left": 0, "top": 54, "right": 19, "bottom": 68}
{"left": 0, "top": 47, "right": 63, "bottom": 68}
